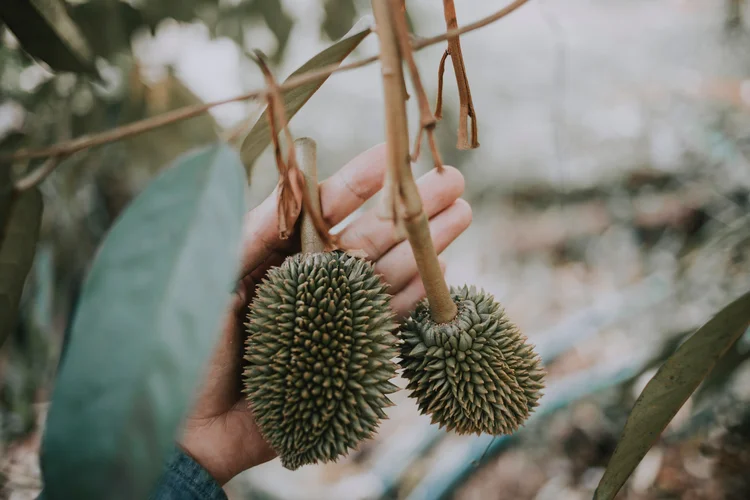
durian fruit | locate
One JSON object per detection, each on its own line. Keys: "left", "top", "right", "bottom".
{"left": 242, "top": 138, "right": 400, "bottom": 470}
{"left": 399, "top": 285, "right": 545, "bottom": 435}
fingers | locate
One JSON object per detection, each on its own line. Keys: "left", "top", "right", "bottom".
{"left": 319, "top": 143, "right": 387, "bottom": 227}
{"left": 375, "top": 199, "right": 472, "bottom": 294}
{"left": 337, "top": 166, "right": 465, "bottom": 259}
{"left": 240, "top": 144, "right": 387, "bottom": 274}
{"left": 391, "top": 258, "right": 447, "bottom": 319}
{"left": 239, "top": 187, "right": 299, "bottom": 275}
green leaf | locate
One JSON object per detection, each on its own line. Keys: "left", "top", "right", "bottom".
{"left": 40, "top": 143, "right": 247, "bottom": 500}
{"left": 0, "top": 188, "right": 43, "bottom": 348}
{"left": 69, "top": 0, "right": 147, "bottom": 59}
{"left": 0, "top": 0, "right": 97, "bottom": 75}
{"left": 250, "top": 0, "right": 294, "bottom": 63}
{"left": 239, "top": 18, "right": 372, "bottom": 175}
{"left": 594, "top": 291, "right": 750, "bottom": 500}
{"left": 321, "top": 0, "right": 358, "bottom": 41}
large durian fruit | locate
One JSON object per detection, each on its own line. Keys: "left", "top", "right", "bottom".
{"left": 242, "top": 138, "right": 400, "bottom": 470}
{"left": 399, "top": 285, "right": 545, "bottom": 435}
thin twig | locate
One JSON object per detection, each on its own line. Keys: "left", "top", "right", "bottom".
{"left": 391, "top": 0, "right": 443, "bottom": 171}
{"left": 372, "top": 0, "right": 457, "bottom": 323}
{"left": 441, "top": 0, "right": 478, "bottom": 149}
{"left": 434, "top": 49, "right": 449, "bottom": 120}
{"left": 411, "top": 0, "right": 531, "bottom": 50}
{"left": 0, "top": 0, "right": 531, "bottom": 164}
{"left": 14, "top": 155, "right": 64, "bottom": 191}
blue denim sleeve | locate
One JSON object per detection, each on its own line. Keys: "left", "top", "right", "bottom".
{"left": 149, "top": 448, "right": 228, "bottom": 500}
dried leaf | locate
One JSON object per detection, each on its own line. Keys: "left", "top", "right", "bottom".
{"left": 594, "top": 290, "right": 750, "bottom": 500}
{"left": 0, "top": 0, "right": 97, "bottom": 75}
{"left": 240, "top": 18, "right": 372, "bottom": 175}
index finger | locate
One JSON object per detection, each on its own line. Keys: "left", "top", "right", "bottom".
{"left": 319, "top": 143, "right": 387, "bottom": 227}
{"left": 239, "top": 144, "right": 387, "bottom": 274}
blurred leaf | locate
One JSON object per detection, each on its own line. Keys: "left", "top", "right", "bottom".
{"left": 138, "top": 0, "right": 218, "bottom": 28}
{"left": 1, "top": 247, "right": 56, "bottom": 442}
{"left": 214, "top": 0, "right": 294, "bottom": 62}
{"left": 40, "top": 143, "right": 246, "bottom": 500}
{"left": 0, "top": 0, "right": 97, "bottom": 75}
{"left": 594, "top": 290, "right": 750, "bottom": 500}
{"left": 97, "top": 66, "right": 221, "bottom": 219}
{"left": 0, "top": 187, "right": 43, "bottom": 348}
{"left": 240, "top": 20, "right": 371, "bottom": 174}
{"left": 248, "top": 0, "right": 294, "bottom": 62}
{"left": 69, "top": 0, "right": 146, "bottom": 59}
{"left": 321, "top": 0, "right": 357, "bottom": 40}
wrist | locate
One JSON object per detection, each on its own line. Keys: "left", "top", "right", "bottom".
{"left": 178, "top": 437, "right": 236, "bottom": 486}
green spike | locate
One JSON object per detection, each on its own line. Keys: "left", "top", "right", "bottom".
{"left": 398, "top": 285, "right": 546, "bottom": 436}
{"left": 244, "top": 251, "right": 399, "bottom": 471}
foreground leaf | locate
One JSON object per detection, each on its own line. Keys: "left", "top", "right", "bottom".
{"left": 41, "top": 143, "right": 246, "bottom": 500}
{"left": 594, "top": 291, "right": 750, "bottom": 500}
{"left": 0, "top": 0, "right": 96, "bottom": 75}
{"left": 0, "top": 188, "right": 43, "bottom": 348}
{"left": 240, "top": 18, "right": 372, "bottom": 174}
{"left": 69, "top": 0, "right": 147, "bottom": 59}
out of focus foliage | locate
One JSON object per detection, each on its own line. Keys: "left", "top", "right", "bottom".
{"left": 0, "top": 0, "right": 361, "bottom": 447}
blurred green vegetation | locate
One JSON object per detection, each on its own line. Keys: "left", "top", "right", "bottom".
{"left": 0, "top": 0, "right": 361, "bottom": 446}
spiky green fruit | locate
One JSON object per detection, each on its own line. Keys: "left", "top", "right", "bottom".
{"left": 399, "top": 285, "right": 545, "bottom": 435}
{"left": 243, "top": 251, "right": 400, "bottom": 470}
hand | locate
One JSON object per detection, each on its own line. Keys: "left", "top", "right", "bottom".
{"left": 178, "top": 144, "right": 472, "bottom": 484}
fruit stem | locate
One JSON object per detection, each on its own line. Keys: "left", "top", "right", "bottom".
{"left": 295, "top": 138, "right": 326, "bottom": 254}
{"left": 372, "top": 0, "right": 458, "bottom": 324}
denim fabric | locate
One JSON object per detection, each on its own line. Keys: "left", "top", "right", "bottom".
{"left": 149, "top": 448, "right": 227, "bottom": 500}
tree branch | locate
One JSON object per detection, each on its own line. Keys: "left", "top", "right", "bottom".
{"left": 0, "top": 0, "right": 531, "bottom": 164}
{"left": 14, "top": 155, "right": 64, "bottom": 191}
{"left": 372, "top": 0, "right": 457, "bottom": 324}
{"left": 441, "top": 0, "right": 478, "bottom": 149}
{"left": 391, "top": 0, "right": 443, "bottom": 171}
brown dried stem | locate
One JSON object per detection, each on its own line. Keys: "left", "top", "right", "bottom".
{"left": 391, "top": 0, "right": 443, "bottom": 171}
{"left": 254, "top": 53, "right": 334, "bottom": 247}
{"left": 1, "top": 0, "right": 530, "bottom": 165}
{"left": 372, "top": 0, "right": 457, "bottom": 323}
{"left": 441, "top": 0, "right": 479, "bottom": 149}
{"left": 434, "top": 49, "right": 449, "bottom": 119}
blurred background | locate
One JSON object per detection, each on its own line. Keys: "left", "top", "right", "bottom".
{"left": 2, "top": 0, "right": 750, "bottom": 498}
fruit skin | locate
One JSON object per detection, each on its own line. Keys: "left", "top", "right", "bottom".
{"left": 399, "top": 285, "right": 545, "bottom": 435}
{"left": 243, "top": 251, "right": 400, "bottom": 470}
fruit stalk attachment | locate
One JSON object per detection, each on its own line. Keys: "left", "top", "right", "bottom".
{"left": 243, "top": 136, "right": 400, "bottom": 469}
{"left": 295, "top": 138, "right": 326, "bottom": 254}
{"left": 372, "top": 0, "right": 457, "bottom": 325}
{"left": 373, "top": 0, "right": 545, "bottom": 436}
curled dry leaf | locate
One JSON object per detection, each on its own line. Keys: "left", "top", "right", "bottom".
{"left": 437, "top": 0, "right": 479, "bottom": 149}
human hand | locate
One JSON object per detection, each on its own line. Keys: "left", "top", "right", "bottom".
{"left": 178, "top": 144, "right": 471, "bottom": 484}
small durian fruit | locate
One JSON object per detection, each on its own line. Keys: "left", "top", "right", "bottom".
{"left": 243, "top": 138, "right": 400, "bottom": 470}
{"left": 399, "top": 285, "right": 545, "bottom": 435}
